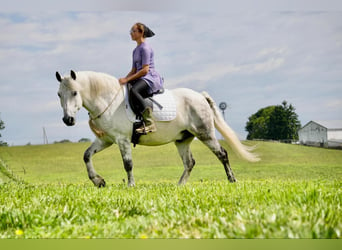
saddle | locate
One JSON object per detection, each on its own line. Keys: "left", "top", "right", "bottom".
{"left": 124, "top": 85, "right": 177, "bottom": 146}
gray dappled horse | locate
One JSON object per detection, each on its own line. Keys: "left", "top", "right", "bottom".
{"left": 56, "top": 70, "right": 259, "bottom": 187}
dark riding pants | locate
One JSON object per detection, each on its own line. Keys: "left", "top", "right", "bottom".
{"left": 128, "top": 79, "right": 151, "bottom": 116}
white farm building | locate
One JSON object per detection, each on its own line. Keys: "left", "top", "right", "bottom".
{"left": 298, "top": 121, "right": 342, "bottom": 148}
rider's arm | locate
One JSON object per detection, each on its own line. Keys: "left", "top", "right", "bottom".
{"left": 119, "top": 65, "right": 149, "bottom": 85}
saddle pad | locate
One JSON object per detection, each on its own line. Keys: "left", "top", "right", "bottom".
{"left": 124, "top": 86, "right": 177, "bottom": 122}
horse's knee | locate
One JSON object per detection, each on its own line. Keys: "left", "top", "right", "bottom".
{"left": 83, "top": 149, "right": 91, "bottom": 163}
{"left": 123, "top": 159, "right": 133, "bottom": 172}
{"left": 84, "top": 148, "right": 97, "bottom": 163}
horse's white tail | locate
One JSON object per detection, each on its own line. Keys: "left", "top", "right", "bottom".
{"left": 202, "top": 92, "right": 260, "bottom": 162}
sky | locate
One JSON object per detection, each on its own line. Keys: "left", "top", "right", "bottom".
{"left": 0, "top": 1, "right": 342, "bottom": 145}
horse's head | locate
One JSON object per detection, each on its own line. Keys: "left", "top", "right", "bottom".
{"left": 56, "top": 70, "right": 82, "bottom": 126}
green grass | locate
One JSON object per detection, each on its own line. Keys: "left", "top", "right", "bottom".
{"left": 0, "top": 181, "right": 340, "bottom": 239}
{"left": 0, "top": 141, "right": 341, "bottom": 238}
{"left": 1, "top": 141, "right": 341, "bottom": 184}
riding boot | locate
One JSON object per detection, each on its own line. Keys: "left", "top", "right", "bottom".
{"left": 136, "top": 107, "right": 157, "bottom": 134}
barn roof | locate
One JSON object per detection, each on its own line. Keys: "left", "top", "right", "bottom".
{"left": 316, "top": 120, "right": 342, "bottom": 130}
{"left": 301, "top": 120, "right": 342, "bottom": 130}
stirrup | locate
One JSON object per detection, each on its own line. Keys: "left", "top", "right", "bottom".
{"left": 136, "top": 122, "right": 157, "bottom": 134}
{"left": 135, "top": 122, "right": 147, "bottom": 135}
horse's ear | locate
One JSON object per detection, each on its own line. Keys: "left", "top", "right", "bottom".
{"left": 70, "top": 70, "right": 76, "bottom": 80}
{"left": 56, "top": 72, "right": 62, "bottom": 82}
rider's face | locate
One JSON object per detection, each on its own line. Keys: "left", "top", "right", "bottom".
{"left": 130, "top": 25, "right": 143, "bottom": 41}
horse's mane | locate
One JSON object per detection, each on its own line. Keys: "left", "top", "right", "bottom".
{"left": 62, "top": 71, "right": 119, "bottom": 93}
{"left": 76, "top": 71, "right": 120, "bottom": 98}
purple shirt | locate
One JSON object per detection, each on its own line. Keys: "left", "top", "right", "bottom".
{"left": 132, "top": 42, "right": 163, "bottom": 94}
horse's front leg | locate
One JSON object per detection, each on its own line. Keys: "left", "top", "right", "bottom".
{"left": 84, "top": 138, "right": 112, "bottom": 187}
{"left": 118, "top": 139, "right": 135, "bottom": 187}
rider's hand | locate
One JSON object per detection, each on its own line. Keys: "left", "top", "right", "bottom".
{"left": 119, "top": 78, "right": 127, "bottom": 85}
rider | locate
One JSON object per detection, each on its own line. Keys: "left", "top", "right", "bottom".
{"left": 119, "top": 23, "right": 163, "bottom": 134}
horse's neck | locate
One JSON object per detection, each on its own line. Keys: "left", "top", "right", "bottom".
{"left": 79, "top": 72, "right": 123, "bottom": 118}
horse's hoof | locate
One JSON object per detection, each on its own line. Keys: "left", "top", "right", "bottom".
{"left": 228, "top": 176, "right": 237, "bottom": 183}
{"left": 127, "top": 182, "right": 135, "bottom": 187}
{"left": 92, "top": 176, "right": 106, "bottom": 188}
{"left": 98, "top": 180, "right": 106, "bottom": 188}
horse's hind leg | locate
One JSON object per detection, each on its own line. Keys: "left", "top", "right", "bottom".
{"left": 217, "top": 144, "right": 237, "bottom": 183}
{"left": 203, "top": 137, "right": 237, "bottom": 183}
{"left": 175, "top": 134, "right": 196, "bottom": 185}
{"left": 194, "top": 125, "right": 236, "bottom": 183}
{"left": 84, "top": 138, "right": 112, "bottom": 187}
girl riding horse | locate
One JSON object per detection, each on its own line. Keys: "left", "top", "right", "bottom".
{"left": 119, "top": 23, "right": 164, "bottom": 134}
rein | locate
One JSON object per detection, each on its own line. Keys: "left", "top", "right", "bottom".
{"left": 89, "top": 86, "right": 123, "bottom": 121}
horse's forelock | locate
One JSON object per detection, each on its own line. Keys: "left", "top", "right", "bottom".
{"left": 61, "top": 77, "right": 79, "bottom": 91}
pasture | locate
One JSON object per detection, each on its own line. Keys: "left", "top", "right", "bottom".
{"left": 0, "top": 140, "right": 341, "bottom": 238}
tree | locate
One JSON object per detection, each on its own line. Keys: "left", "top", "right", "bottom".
{"left": 0, "top": 114, "right": 8, "bottom": 147}
{"left": 78, "top": 138, "right": 91, "bottom": 143}
{"left": 54, "top": 139, "right": 72, "bottom": 144}
{"left": 245, "top": 101, "right": 301, "bottom": 141}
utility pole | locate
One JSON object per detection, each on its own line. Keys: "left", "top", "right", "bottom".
{"left": 43, "top": 127, "right": 48, "bottom": 144}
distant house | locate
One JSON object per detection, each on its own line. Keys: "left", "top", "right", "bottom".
{"left": 298, "top": 121, "right": 342, "bottom": 148}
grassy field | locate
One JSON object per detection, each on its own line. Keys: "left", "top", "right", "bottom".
{"left": 0, "top": 140, "right": 341, "bottom": 238}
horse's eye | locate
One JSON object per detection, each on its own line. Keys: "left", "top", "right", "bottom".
{"left": 72, "top": 91, "right": 77, "bottom": 96}
{"left": 58, "top": 92, "right": 61, "bottom": 98}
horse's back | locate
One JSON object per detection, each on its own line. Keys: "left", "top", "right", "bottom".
{"left": 171, "top": 88, "right": 207, "bottom": 105}
{"left": 171, "top": 87, "right": 202, "bottom": 96}
{"left": 171, "top": 88, "right": 211, "bottom": 110}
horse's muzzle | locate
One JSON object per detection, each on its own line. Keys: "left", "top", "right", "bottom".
{"left": 63, "top": 115, "right": 75, "bottom": 126}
